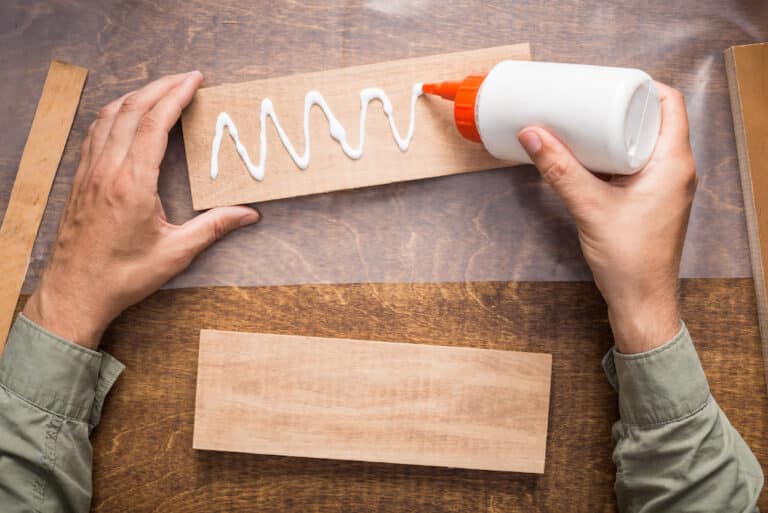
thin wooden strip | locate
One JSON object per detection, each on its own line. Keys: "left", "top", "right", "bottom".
{"left": 0, "top": 61, "right": 87, "bottom": 352}
{"left": 194, "top": 330, "right": 551, "bottom": 473}
{"left": 181, "top": 44, "right": 530, "bottom": 209}
{"left": 725, "top": 42, "right": 768, "bottom": 396}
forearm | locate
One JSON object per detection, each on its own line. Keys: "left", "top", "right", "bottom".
{"left": 0, "top": 314, "right": 123, "bottom": 513}
{"left": 604, "top": 324, "right": 763, "bottom": 512}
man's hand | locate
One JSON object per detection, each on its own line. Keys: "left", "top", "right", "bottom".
{"left": 23, "top": 71, "right": 261, "bottom": 349}
{"left": 518, "top": 82, "right": 696, "bottom": 354}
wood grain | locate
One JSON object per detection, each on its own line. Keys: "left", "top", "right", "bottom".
{"left": 0, "top": 61, "right": 87, "bottom": 352}
{"left": 194, "top": 330, "right": 551, "bottom": 473}
{"left": 726, "top": 42, "right": 768, "bottom": 396}
{"left": 181, "top": 44, "right": 530, "bottom": 209}
{"left": 10, "top": 279, "right": 759, "bottom": 512}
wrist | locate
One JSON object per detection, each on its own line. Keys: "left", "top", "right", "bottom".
{"left": 23, "top": 284, "right": 105, "bottom": 350}
{"left": 608, "top": 296, "right": 681, "bottom": 354}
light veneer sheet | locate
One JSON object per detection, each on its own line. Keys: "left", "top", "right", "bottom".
{"left": 194, "top": 330, "right": 552, "bottom": 473}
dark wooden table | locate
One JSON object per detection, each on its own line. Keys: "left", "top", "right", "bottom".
{"left": 3, "top": 1, "right": 768, "bottom": 511}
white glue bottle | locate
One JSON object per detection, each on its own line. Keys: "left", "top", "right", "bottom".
{"left": 422, "top": 61, "right": 661, "bottom": 174}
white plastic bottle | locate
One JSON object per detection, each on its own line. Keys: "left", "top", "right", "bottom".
{"left": 422, "top": 61, "right": 661, "bottom": 174}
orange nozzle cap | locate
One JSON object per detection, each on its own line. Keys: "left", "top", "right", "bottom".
{"left": 422, "top": 74, "right": 486, "bottom": 143}
{"left": 421, "top": 81, "right": 460, "bottom": 100}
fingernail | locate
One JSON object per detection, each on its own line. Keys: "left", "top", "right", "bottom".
{"left": 519, "top": 130, "right": 542, "bottom": 156}
{"left": 240, "top": 209, "right": 261, "bottom": 227}
{"left": 184, "top": 70, "right": 201, "bottom": 82}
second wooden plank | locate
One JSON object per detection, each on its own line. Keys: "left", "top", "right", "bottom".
{"left": 194, "top": 330, "right": 551, "bottom": 473}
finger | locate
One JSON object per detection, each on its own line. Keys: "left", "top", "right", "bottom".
{"left": 87, "top": 94, "right": 129, "bottom": 167}
{"left": 171, "top": 206, "right": 261, "bottom": 261}
{"left": 646, "top": 82, "right": 696, "bottom": 189}
{"left": 77, "top": 122, "right": 95, "bottom": 174}
{"left": 79, "top": 92, "right": 133, "bottom": 189}
{"left": 654, "top": 82, "right": 691, "bottom": 150}
{"left": 518, "top": 127, "right": 608, "bottom": 214}
{"left": 131, "top": 71, "right": 203, "bottom": 177}
{"left": 71, "top": 122, "right": 94, "bottom": 194}
{"left": 103, "top": 72, "right": 196, "bottom": 166}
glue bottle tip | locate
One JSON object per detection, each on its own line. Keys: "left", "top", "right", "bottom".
{"left": 421, "top": 81, "right": 460, "bottom": 100}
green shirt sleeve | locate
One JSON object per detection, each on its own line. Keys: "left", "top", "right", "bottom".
{"left": 602, "top": 323, "right": 763, "bottom": 512}
{"left": 0, "top": 314, "right": 124, "bottom": 513}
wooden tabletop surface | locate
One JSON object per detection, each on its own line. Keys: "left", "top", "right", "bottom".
{"left": 3, "top": 1, "right": 768, "bottom": 511}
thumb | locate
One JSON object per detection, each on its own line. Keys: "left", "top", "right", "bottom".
{"left": 518, "top": 127, "right": 607, "bottom": 213}
{"left": 175, "top": 205, "right": 260, "bottom": 257}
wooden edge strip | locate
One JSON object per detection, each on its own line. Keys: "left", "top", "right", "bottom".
{"left": 0, "top": 61, "right": 88, "bottom": 353}
{"left": 724, "top": 44, "right": 768, "bottom": 396}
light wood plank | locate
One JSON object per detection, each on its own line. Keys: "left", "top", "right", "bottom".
{"left": 0, "top": 61, "right": 87, "bottom": 352}
{"left": 181, "top": 44, "right": 530, "bottom": 209}
{"left": 725, "top": 42, "right": 768, "bottom": 396}
{"left": 193, "top": 330, "right": 551, "bottom": 473}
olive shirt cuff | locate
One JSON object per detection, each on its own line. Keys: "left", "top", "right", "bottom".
{"left": 0, "top": 314, "right": 124, "bottom": 428}
{"left": 602, "top": 322, "right": 710, "bottom": 427}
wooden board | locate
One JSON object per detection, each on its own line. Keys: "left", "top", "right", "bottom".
{"left": 181, "top": 44, "right": 530, "bottom": 210}
{"left": 0, "top": 61, "right": 87, "bottom": 352}
{"left": 194, "top": 330, "right": 552, "bottom": 473}
{"left": 725, "top": 42, "right": 768, "bottom": 395}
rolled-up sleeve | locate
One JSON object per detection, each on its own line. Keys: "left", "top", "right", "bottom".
{"left": 603, "top": 323, "right": 763, "bottom": 513}
{"left": 0, "top": 314, "right": 124, "bottom": 513}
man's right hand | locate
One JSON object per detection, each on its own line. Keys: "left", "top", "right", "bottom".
{"left": 517, "top": 82, "right": 697, "bottom": 354}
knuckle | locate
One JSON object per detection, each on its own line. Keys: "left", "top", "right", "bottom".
{"left": 119, "top": 93, "right": 145, "bottom": 113}
{"left": 81, "top": 174, "right": 102, "bottom": 200}
{"left": 170, "top": 249, "right": 193, "bottom": 268}
{"left": 210, "top": 218, "right": 227, "bottom": 241}
{"left": 679, "top": 154, "right": 696, "bottom": 176}
{"left": 165, "top": 242, "right": 195, "bottom": 270}
{"left": 98, "top": 103, "right": 119, "bottom": 120}
{"left": 88, "top": 178, "right": 102, "bottom": 196}
{"left": 686, "top": 159, "right": 697, "bottom": 179}
{"left": 686, "top": 163, "right": 698, "bottom": 194}
{"left": 669, "top": 87, "right": 684, "bottom": 100}
{"left": 136, "top": 114, "right": 161, "bottom": 137}
{"left": 108, "top": 175, "right": 134, "bottom": 203}
{"left": 86, "top": 168, "right": 104, "bottom": 189}
{"left": 672, "top": 155, "right": 697, "bottom": 198}
{"left": 541, "top": 158, "right": 570, "bottom": 186}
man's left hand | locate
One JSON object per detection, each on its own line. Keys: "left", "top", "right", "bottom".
{"left": 24, "top": 71, "right": 261, "bottom": 349}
